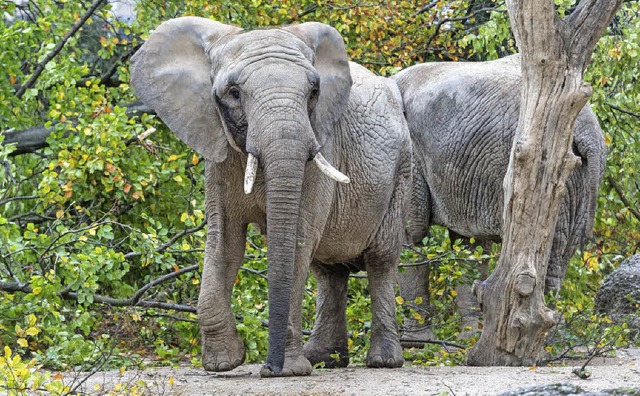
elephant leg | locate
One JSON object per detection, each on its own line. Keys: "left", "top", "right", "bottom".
{"left": 365, "top": 250, "right": 404, "bottom": 368}
{"left": 261, "top": 240, "right": 314, "bottom": 377}
{"left": 397, "top": 264, "right": 434, "bottom": 348}
{"left": 198, "top": 217, "right": 247, "bottom": 372}
{"left": 450, "top": 232, "right": 492, "bottom": 337}
{"left": 303, "top": 261, "right": 350, "bottom": 368}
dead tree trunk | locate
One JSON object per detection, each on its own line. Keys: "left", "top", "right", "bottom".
{"left": 467, "top": 0, "right": 622, "bottom": 366}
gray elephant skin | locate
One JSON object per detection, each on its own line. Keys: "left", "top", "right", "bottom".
{"left": 130, "top": 17, "right": 411, "bottom": 377}
{"left": 392, "top": 55, "right": 606, "bottom": 338}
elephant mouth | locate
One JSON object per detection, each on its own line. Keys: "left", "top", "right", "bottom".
{"left": 243, "top": 152, "right": 349, "bottom": 194}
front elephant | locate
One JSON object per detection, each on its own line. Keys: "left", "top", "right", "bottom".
{"left": 392, "top": 54, "right": 606, "bottom": 340}
{"left": 130, "top": 17, "right": 411, "bottom": 377}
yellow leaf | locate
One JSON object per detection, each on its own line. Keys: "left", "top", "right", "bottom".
{"left": 15, "top": 324, "right": 24, "bottom": 336}
{"left": 167, "top": 154, "right": 179, "bottom": 162}
{"left": 412, "top": 311, "right": 422, "bottom": 320}
{"left": 395, "top": 296, "right": 404, "bottom": 305}
{"left": 56, "top": 209, "right": 64, "bottom": 219}
{"left": 25, "top": 327, "right": 40, "bottom": 336}
{"left": 192, "top": 154, "right": 199, "bottom": 166}
{"left": 28, "top": 314, "right": 37, "bottom": 327}
{"left": 32, "top": 287, "right": 42, "bottom": 295}
{"left": 17, "top": 338, "right": 28, "bottom": 347}
{"left": 169, "top": 377, "right": 174, "bottom": 386}
{"left": 119, "top": 366, "right": 126, "bottom": 376}
{"left": 450, "top": 290, "right": 458, "bottom": 297}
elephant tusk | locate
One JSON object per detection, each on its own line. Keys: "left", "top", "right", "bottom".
{"left": 313, "top": 153, "right": 350, "bottom": 184}
{"left": 244, "top": 153, "right": 258, "bottom": 194}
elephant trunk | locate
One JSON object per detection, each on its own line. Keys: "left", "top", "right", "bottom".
{"left": 261, "top": 139, "right": 308, "bottom": 373}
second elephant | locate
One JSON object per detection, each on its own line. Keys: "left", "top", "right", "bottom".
{"left": 392, "top": 54, "right": 606, "bottom": 339}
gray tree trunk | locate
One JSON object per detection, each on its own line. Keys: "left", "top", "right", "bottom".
{"left": 467, "top": 0, "right": 622, "bottom": 365}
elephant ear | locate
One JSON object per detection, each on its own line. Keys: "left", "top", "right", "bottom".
{"left": 130, "top": 17, "right": 241, "bottom": 162}
{"left": 284, "top": 23, "right": 352, "bottom": 145}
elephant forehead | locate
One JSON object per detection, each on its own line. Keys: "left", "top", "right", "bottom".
{"left": 215, "top": 29, "right": 314, "bottom": 67}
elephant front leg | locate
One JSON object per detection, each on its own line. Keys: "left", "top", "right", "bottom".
{"left": 198, "top": 220, "right": 247, "bottom": 372}
{"left": 303, "top": 261, "right": 350, "bottom": 368}
{"left": 365, "top": 252, "right": 404, "bottom": 368}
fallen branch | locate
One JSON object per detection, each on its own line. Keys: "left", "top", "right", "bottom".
{"left": 399, "top": 337, "right": 466, "bottom": 349}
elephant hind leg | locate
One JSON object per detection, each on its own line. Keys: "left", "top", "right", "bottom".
{"left": 303, "top": 261, "right": 350, "bottom": 368}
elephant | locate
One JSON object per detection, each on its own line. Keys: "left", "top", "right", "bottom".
{"left": 129, "top": 17, "right": 411, "bottom": 377}
{"left": 391, "top": 54, "right": 606, "bottom": 342}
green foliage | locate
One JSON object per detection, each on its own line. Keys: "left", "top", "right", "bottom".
{"left": 0, "top": 0, "right": 638, "bottom": 385}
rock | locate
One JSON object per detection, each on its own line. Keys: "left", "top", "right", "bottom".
{"left": 595, "top": 254, "right": 640, "bottom": 324}
{"left": 497, "top": 383, "right": 640, "bottom": 396}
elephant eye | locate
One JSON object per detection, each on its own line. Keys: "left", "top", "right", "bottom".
{"left": 310, "top": 87, "right": 319, "bottom": 100}
{"left": 228, "top": 86, "right": 241, "bottom": 100}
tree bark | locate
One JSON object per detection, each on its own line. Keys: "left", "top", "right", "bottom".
{"left": 467, "top": 0, "right": 622, "bottom": 365}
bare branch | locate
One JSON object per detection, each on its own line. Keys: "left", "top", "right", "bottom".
{"left": 607, "top": 174, "right": 640, "bottom": 222}
{"left": 606, "top": 102, "right": 640, "bottom": 119}
{"left": 14, "top": 0, "right": 109, "bottom": 98}
{"left": 416, "top": 0, "right": 439, "bottom": 16}
{"left": 424, "top": 5, "right": 504, "bottom": 55}
{"left": 0, "top": 195, "right": 39, "bottom": 206}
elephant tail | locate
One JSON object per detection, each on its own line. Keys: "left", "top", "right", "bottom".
{"left": 573, "top": 105, "right": 607, "bottom": 240}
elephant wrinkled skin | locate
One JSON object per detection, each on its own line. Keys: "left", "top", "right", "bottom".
{"left": 130, "top": 17, "right": 411, "bottom": 377}
{"left": 392, "top": 54, "right": 606, "bottom": 341}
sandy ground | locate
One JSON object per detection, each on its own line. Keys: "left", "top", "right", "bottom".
{"left": 72, "top": 348, "right": 640, "bottom": 395}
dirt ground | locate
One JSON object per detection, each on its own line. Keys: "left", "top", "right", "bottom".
{"left": 73, "top": 348, "right": 640, "bottom": 395}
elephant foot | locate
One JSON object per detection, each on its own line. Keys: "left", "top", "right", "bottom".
{"left": 201, "top": 332, "right": 246, "bottom": 372}
{"left": 260, "top": 353, "right": 312, "bottom": 378}
{"left": 366, "top": 337, "right": 404, "bottom": 368}
{"left": 303, "top": 340, "right": 349, "bottom": 368}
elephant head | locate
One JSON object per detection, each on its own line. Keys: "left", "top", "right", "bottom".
{"left": 129, "top": 17, "right": 352, "bottom": 373}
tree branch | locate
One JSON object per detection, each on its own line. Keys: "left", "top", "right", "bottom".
{"left": 607, "top": 174, "right": 640, "bottom": 222}
{"left": 424, "top": 5, "right": 504, "bottom": 55}
{"left": 0, "top": 195, "right": 39, "bottom": 206}
{"left": 123, "top": 219, "right": 206, "bottom": 260}
{"left": 14, "top": 0, "right": 109, "bottom": 98}
{"left": 565, "top": 0, "right": 624, "bottom": 67}
{"left": 2, "top": 101, "right": 155, "bottom": 155}
{"left": 606, "top": 102, "right": 640, "bottom": 119}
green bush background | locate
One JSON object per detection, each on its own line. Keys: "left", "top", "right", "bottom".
{"left": 0, "top": 0, "right": 638, "bottom": 389}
